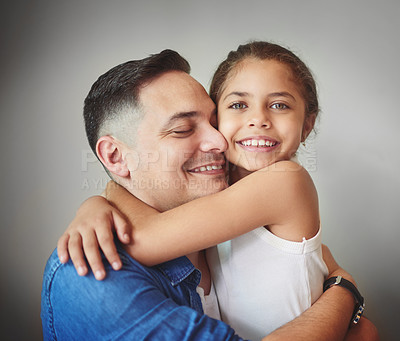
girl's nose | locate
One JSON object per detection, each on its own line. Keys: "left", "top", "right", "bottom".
{"left": 248, "top": 109, "right": 271, "bottom": 128}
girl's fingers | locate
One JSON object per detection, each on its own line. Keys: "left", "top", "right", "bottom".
{"left": 68, "top": 233, "right": 88, "bottom": 277}
{"left": 95, "top": 223, "right": 122, "bottom": 271}
{"left": 57, "top": 233, "right": 70, "bottom": 263}
{"left": 112, "top": 209, "right": 130, "bottom": 244}
{"left": 81, "top": 229, "right": 106, "bottom": 280}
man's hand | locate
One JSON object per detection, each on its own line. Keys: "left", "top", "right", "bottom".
{"left": 57, "top": 195, "right": 130, "bottom": 280}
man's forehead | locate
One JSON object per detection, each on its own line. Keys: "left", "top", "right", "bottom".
{"left": 139, "top": 71, "right": 215, "bottom": 121}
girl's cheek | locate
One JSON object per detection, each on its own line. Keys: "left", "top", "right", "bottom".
{"left": 216, "top": 118, "right": 229, "bottom": 135}
{"left": 218, "top": 114, "right": 238, "bottom": 132}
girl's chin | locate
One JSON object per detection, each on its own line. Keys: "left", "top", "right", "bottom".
{"left": 231, "top": 160, "right": 275, "bottom": 173}
{"left": 247, "top": 158, "right": 276, "bottom": 170}
{"left": 226, "top": 151, "right": 287, "bottom": 172}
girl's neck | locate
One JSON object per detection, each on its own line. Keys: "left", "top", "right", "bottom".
{"left": 228, "top": 163, "right": 254, "bottom": 185}
{"left": 228, "top": 154, "right": 298, "bottom": 185}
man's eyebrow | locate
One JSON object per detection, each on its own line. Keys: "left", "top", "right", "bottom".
{"left": 161, "top": 111, "right": 198, "bottom": 130}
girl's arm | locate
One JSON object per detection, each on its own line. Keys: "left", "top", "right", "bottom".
{"left": 110, "top": 160, "right": 320, "bottom": 266}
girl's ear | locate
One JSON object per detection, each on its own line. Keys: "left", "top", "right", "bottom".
{"left": 96, "top": 136, "right": 130, "bottom": 178}
{"left": 302, "top": 114, "right": 317, "bottom": 142}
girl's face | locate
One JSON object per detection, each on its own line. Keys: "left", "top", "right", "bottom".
{"left": 217, "top": 58, "right": 315, "bottom": 173}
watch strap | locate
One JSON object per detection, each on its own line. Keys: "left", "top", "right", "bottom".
{"left": 323, "top": 275, "right": 365, "bottom": 324}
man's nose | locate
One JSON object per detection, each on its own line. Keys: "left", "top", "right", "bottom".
{"left": 200, "top": 125, "right": 227, "bottom": 153}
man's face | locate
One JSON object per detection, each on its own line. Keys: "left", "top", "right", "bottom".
{"left": 124, "top": 71, "right": 228, "bottom": 211}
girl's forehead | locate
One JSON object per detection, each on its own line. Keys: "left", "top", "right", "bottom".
{"left": 234, "top": 58, "right": 292, "bottom": 77}
{"left": 224, "top": 58, "right": 297, "bottom": 91}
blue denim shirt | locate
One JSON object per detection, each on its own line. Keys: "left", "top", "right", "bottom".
{"left": 41, "top": 242, "right": 245, "bottom": 340}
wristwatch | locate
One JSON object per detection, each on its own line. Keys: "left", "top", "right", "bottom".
{"left": 323, "top": 275, "right": 365, "bottom": 324}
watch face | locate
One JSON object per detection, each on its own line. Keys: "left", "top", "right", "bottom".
{"left": 353, "top": 304, "right": 365, "bottom": 324}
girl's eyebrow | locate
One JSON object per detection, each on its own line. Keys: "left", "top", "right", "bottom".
{"left": 222, "top": 91, "right": 250, "bottom": 101}
{"left": 268, "top": 92, "right": 296, "bottom": 101}
{"left": 223, "top": 91, "right": 296, "bottom": 102}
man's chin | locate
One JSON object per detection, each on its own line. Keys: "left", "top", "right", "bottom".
{"left": 153, "top": 176, "right": 228, "bottom": 210}
{"left": 192, "top": 177, "right": 228, "bottom": 198}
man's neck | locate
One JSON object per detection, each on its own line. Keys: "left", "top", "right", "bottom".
{"left": 187, "top": 250, "right": 211, "bottom": 295}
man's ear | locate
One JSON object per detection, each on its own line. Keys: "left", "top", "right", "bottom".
{"left": 96, "top": 136, "right": 130, "bottom": 178}
{"left": 302, "top": 114, "right": 317, "bottom": 142}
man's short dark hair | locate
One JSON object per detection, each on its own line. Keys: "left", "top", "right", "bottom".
{"left": 83, "top": 49, "right": 191, "bottom": 153}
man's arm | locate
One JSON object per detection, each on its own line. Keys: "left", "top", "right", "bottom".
{"left": 263, "top": 285, "right": 353, "bottom": 341}
{"left": 264, "top": 288, "right": 378, "bottom": 341}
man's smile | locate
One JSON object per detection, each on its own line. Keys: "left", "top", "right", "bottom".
{"left": 187, "top": 160, "right": 225, "bottom": 174}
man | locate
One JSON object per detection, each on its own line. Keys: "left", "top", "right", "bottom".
{"left": 41, "top": 49, "right": 376, "bottom": 340}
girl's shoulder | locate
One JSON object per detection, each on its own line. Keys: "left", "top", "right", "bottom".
{"left": 249, "top": 160, "right": 319, "bottom": 241}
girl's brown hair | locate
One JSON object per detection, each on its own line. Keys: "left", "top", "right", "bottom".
{"left": 210, "top": 41, "right": 319, "bottom": 121}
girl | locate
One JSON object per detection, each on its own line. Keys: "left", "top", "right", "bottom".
{"left": 60, "top": 41, "right": 332, "bottom": 340}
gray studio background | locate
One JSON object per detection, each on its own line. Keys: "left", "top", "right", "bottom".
{"left": 2, "top": 0, "right": 399, "bottom": 340}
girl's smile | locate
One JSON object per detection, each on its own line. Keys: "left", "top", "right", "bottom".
{"left": 236, "top": 135, "right": 279, "bottom": 151}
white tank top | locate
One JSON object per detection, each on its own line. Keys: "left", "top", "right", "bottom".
{"left": 196, "top": 281, "right": 221, "bottom": 320}
{"left": 207, "top": 226, "right": 328, "bottom": 340}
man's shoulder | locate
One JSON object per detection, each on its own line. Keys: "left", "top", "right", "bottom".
{"left": 42, "top": 248, "right": 66, "bottom": 290}
{"left": 41, "top": 246, "right": 166, "bottom": 339}
{"left": 42, "top": 244, "right": 154, "bottom": 290}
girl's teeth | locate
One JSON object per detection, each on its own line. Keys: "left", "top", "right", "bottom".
{"left": 241, "top": 139, "right": 276, "bottom": 147}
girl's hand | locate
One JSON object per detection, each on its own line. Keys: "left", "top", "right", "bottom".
{"left": 57, "top": 195, "right": 131, "bottom": 280}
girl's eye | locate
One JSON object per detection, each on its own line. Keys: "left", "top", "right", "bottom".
{"left": 232, "top": 103, "right": 243, "bottom": 109}
{"left": 229, "top": 102, "right": 248, "bottom": 110}
{"left": 271, "top": 103, "right": 288, "bottom": 110}
{"left": 228, "top": 102, "right": 247, "bottom": 110}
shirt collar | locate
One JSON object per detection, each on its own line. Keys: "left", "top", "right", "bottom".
{"left": 156, "top": 256, "right": 200, "bottom": 287}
